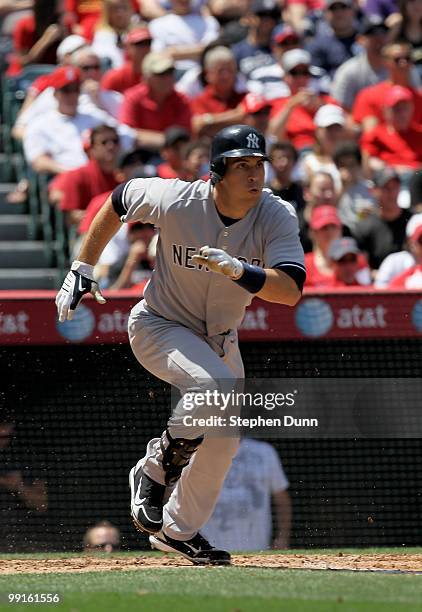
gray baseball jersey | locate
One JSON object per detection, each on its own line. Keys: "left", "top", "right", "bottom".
{"left": 115, "top": 177, "right": 305, "bottom": 336}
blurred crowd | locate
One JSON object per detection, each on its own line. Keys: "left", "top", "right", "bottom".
{"left": 2, "top": 0, "right": 422, "bottom": 289}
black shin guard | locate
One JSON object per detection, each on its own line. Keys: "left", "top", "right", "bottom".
{"left": 160, "top": 429, "right": 204, "bottom": 486}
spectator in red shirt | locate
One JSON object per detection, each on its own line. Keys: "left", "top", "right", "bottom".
{"left": 63, "top": 0, "right": 102, "bottom": 38}
{"left": 190, "top": 46, "right": 246, "bottom": 137}
{"left": 389, "top": 218, "right": 422, "bottom": 288}
{"left": 101, "top": 27, "right": 153, "bottom": 93}
{"left": 7, "top": 0, "right": 68, "bottom": 76}
{"left": 269, "top": 49, "right": 338, "bottom": 152}
{"left": 352, "top": 41, "right": 422, "bottom": 132}
{"left": 157, "top": 127, "right": 191, "bottom": 179}
{"left": 50, "top": 124, "right": 121, "bottom": 227}
{"left": 76, "top": 148, "right": 153, "bottom": 241}
{"left": 119, "top": 51, "right": 192, "bottom": 150}
{"left": 305, "top": 207, "right": 371, "bottom": 287}
{"left": 361, "top": 85, "right": 422, "bottom": 174}
{"left": 328, "top": 237, "right": 372, "bottom": 287}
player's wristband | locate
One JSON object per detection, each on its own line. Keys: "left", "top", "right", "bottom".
{"left": 71, "top": 260, "right": 95, "bottom": 281}
{"left": 232, "top": 263, "right": 266, "bottom": 294}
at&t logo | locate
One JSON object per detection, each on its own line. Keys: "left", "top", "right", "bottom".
{"left": 295, "top": 298, "right": 334, "bottom": 337}
{"left": 56, "top": 304, "right": 95, "bottom": 342}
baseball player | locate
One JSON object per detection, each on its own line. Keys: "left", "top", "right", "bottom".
{"left": 55, "top": 125, "right": 305, "bottom": 565}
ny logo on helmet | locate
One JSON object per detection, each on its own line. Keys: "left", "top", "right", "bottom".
{"left": 246, "top": 133, "right": 260, "bottom": 149}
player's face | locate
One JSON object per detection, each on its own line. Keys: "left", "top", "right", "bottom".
{"left": 221, "top": 156, "right": 265, "bottom": 208}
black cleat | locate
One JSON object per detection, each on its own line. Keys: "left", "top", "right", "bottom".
{"left": 149, "top": 531, "right": 231, "bottom": 566}
{"left": 129, "top": 461, "right": 166, "bottom": 534}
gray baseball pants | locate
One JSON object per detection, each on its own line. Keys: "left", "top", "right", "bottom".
{"left": 128, "top": 300, "right": 244, "bottom": 540}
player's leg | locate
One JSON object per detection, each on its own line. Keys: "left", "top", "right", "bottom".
{"left": 162, "top": 328, "right": 244, "bottom": 540}
{"left": 128, "top": 304, "right": 242, "bottom": 546}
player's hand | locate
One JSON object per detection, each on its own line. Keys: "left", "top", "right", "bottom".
{"left": 192, "top": 246, "right": 244, "bottom": 279}
{"left": 55, "top": 260, "right": 106, "bottom": 322}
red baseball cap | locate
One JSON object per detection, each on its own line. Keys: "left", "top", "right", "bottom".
{"left": 49, "top": 66, "right": 81, "bottom": 90}
{"left": 241, "top": 93, "right": 271, "bottom": 115}
{"left": 273, "top": 25, "right": 300, "bottom": 45}
{"left": 310, "top": 205, "right": 341, "bottom": 230}
{"left": 384, "top": 85, "right": 413, "bottom": 108}
{"left": 126, "top": 27, "right": 152, "bottom": 45}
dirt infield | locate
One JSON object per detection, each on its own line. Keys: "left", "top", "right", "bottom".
{"left": 1, "top": 553, "right": 422, "bottom": 575}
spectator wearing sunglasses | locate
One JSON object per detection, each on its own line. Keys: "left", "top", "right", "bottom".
{"left": 387, "top": 0, "right": 422, "bottom": 80}
{"left": 49, "top": 124, "right": 121, "bottom": 228}
{"left": 101, "top": 27, "right": 153, "bottom": 93}
{"left": 328, "top": 237, "right": 372, "bottom": 287}
{"left": 352, "top": 41, "right": 422, "bottom": 132}
{"left": 388, "top": 216, "right": 422, "bottom": 287}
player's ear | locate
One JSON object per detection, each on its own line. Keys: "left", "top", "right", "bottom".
{"left": 210, "top": 171, "right": 222, "bottom": 185}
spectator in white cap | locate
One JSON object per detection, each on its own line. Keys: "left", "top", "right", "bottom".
{"left": 268, "top": 49, "right": 338, "bottom": 152}
{"left": 56, "top": 34, "right": 87, "bottom": 64}
{"left": 301, "top": 103, "right": 349, "bottom": 189}
{"left": 375, "top": 213, "right": 422, "bottom": 287}
{"left": 388, "top": 215, "right": 422, "bottom": 288}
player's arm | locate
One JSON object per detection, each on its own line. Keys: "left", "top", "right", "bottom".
{"left": 55, "top": 196, "right": 121, "bottom": 322}
{"left": 56, "top": 177, "right": 165, "bottom": 321}
{"left": 256, "top": 268, "right": 302, "bottom": 306}
{"left": 77, "top": 196, "right": 122, "bottom": 265}
{"left": 193, "top": 247, "right": 304, "bottom": 306}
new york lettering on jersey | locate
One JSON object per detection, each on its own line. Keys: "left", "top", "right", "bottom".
{"left": 117, "top": 177, "right": 303, "bottom": 335}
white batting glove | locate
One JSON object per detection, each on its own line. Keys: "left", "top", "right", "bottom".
{"left": 192, "top": 246, "right": 244, "bottom": 279}
{"left": 55, "top": 260, "right": 106, "bottom": 323}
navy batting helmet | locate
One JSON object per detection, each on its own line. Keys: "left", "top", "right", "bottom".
{"left": 210, "top": 124, "right": 269, "bottom": 184}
